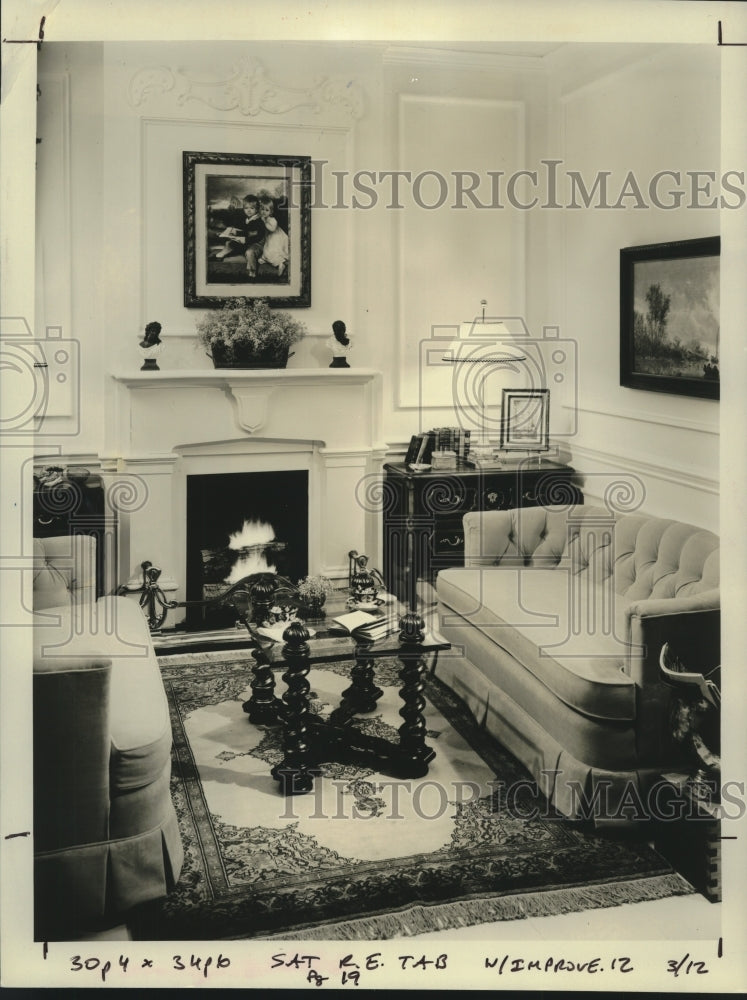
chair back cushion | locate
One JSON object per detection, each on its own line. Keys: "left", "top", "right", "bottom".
{"left": 33, "top": 535, "right": 97, "bottom": 610}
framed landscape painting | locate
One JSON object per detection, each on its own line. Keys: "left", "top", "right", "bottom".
{"left": 620, "top": 236, "right": 720, "bottom": 400}
{"left": 183, "top": 151, "right": 311, "bottom": 309}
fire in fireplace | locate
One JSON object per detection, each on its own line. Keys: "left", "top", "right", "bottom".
{"left": 186, "top": 470, "right": 308, "bottom": 630}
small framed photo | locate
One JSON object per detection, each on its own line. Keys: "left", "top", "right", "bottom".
{"left": 500, "top": 388, "right": 550, "bottom": 451}
{"left": 620, "top": 236, "right": 719, "bottom": 400}
{"left": 183, "top": 151, "right": 311, "bottom": 309}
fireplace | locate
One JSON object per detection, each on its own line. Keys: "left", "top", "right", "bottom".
{"left": 186, "top": 469, "right": 308, "bottom": 629}
{"left": 110, "top": 369, "right": 386, "bottom": 628}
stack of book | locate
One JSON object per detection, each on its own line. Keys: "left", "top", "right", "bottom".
{"left": 404, "top": 427, "right": 471, "bottom": 466}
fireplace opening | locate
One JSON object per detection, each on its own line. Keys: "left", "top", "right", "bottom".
{"left": 186, "top": 470, "right": 308, "bottom": 630}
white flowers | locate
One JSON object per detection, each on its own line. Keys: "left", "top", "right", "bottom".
{"left": 196, "top": 297, "right": 307, "bottom": 362}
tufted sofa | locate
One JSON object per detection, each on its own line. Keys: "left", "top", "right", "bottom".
{"left": 32, "top": 535, "right": 183, "bottom": 939}
{"left": 435, "top": 504, "right": 720, "bottom": 824}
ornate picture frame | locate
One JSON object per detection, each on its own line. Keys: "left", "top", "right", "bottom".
{"left": 620, "top": 236, "right": 720, "bottom": 400}
{"left": 183, "top": 151, "right": 311, "bottom": 309}
{"left": 499, "top": 388, "right": 550, "bottom": 452}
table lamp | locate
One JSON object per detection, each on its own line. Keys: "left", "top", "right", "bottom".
{"left": 442, "top": 302, "right": 530, "bottom": 463}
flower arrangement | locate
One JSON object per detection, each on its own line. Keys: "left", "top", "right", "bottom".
{"left": 295, "top": 574, "right": 334, "bottom": 617}
{"left": 296, "top": 575, "right": 334, "bottom": 603}
{"left": 196, "top": 297, "right": 307, "bottom": 368}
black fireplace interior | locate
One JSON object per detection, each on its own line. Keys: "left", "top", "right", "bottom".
{"left": 186, "top": 470, "right": 308, "bottom": 630}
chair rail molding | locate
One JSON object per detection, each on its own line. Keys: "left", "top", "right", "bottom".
{"left": 562, "top": 401, "right": 718, "bottom": 437}
{"left": 572, "top": 443, "right": 719, "bottom": 497}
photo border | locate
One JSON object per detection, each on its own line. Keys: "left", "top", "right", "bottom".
{"left": 183, "top": 150, "right": 311, "bottom": 309}
{"left": 499, "top": 387, "right": 550, "bottom": 451}
{"left": 620, "top": 236, "right": 720, "bottom": 400}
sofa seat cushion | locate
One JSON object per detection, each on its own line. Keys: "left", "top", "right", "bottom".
{"left": 437, "top": 566, "right": 637, "bottom": 722}
{"left": 33, "top": 597, "right": 171, "bottom": 793}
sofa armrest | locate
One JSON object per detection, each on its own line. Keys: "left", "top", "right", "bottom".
{"left": 33, "top": 657, "right": 113, "bottom": 851}
{"left": 625, "top": 588, "right": 720, "bottom": 686}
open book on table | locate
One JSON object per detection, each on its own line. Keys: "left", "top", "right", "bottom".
{"left": 330, "top": 609, "right": 399, "bottom": 642}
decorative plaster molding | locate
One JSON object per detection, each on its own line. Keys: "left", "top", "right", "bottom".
{"left": 128, "top": 57, "right": 364, "bottom": 122}
{"left": 227, "top": 384, "right": 276, "bottom": 434}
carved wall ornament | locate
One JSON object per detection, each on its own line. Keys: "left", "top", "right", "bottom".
{"left": 128, "top": 57, "right": 364, "bottom": 122}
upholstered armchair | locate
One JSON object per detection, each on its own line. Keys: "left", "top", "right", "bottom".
{"left": 32, "top": 535, "right": 183, "bottom": 939}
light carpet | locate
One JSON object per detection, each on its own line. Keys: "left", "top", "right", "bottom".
{"left": 129, "top": 653, "right": 694, "bottom": 940}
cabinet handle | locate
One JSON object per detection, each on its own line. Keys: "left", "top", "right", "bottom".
{"left": 484, "top": 490, "right": 505, "bottom": 508}
{"left": 439, "top": 535, "right": 463, "bottom": 548}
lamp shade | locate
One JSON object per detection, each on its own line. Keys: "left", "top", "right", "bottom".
{"left": 442, "top": 320, "right": 527, "bottom": 364}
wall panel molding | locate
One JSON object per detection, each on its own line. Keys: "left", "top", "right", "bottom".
{"left": 395, "top": 94, "right": 526, "bottom": 412}
{"left": 139, "top": 115, "right": 356, "bottom": 338}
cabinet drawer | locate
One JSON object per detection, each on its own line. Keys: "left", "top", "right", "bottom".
{"left": 432, "top": 523, "right": 465, "bottom": 556}
{"left": 417, "top": 477, "right": 475, "bottom": 517}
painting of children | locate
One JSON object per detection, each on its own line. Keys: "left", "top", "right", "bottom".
{"left": 206, "top": 183, "right": 290, "bottom": 285}
{"left": 184, "top": 151, "right": 311, "bottom": 308}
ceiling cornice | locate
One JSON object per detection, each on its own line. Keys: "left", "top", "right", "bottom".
{"left": 382, "top": 44, "right": 562, "bottom": 74}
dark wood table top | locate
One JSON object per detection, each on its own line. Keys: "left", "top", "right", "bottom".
{"left": 256, "top": 590, "right": 449, "bottom": 664}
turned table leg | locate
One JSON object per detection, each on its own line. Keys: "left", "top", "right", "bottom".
{"left": 241, "top": 578, "right": 283, "bottom": 724}
{"left": 271, "top": 621, "right": 320, "bottom": 795}
{"left": 242, "top": 645, "right": 283, "bottom": 725}
{"left": 329, "top": 637, "right": 384, "bottom": 725}
{"left": 395, "top": 610, "right": 435, "bottom": 777}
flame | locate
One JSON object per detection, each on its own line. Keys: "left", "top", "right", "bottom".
{"left": 225, "top": 519, "right": 277, "bottom": 583}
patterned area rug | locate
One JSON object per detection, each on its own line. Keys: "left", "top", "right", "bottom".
{"left": 130, "top": 653, "right": 693, "bottom": 941}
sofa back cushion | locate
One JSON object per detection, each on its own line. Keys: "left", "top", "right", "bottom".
{"left": 466, "top": 504, "right": 610, "bottom": 568}
{"left": 613, "top": 514, "right": 720, "bottom": 600}
{"left": 465, "top": 504, "right": 719, "bottom": 601}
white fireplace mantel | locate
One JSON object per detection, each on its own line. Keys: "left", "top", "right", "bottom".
{"left": 111, "top": 368, "right": 382, "bottom": 451}
{"left": 113, "top": 369, "right": 382, "bottom": 389}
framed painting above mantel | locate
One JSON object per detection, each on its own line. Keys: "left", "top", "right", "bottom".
{"left": 620, "top": 236, "right": 720, "bottom": 400}
{"left": 183, "top": 151, "right": 311, "bottom": 309}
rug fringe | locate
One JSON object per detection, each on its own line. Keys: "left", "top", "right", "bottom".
{"left": 259, "top": 874, "right": 695, "bottom": 941}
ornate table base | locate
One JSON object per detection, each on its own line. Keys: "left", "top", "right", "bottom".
{"left": 267, "top": 612, "right": 440, "bottom": 795}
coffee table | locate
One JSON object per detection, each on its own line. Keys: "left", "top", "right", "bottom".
{"left": 241, "top": 592, "right": 450, "bottom": 795}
